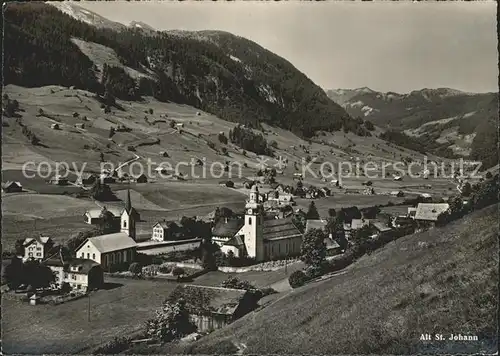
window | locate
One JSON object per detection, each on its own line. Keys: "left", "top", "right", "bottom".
{"left": 28, "top": 252, "right": 33, "bottom": 257}
{"left": 81, "top": 253, "right": 84, "bottom": 258}
{"left": 123, "top": 220, "right": 127, "bottom": 228}
{"left": 87, "top": 253, "right": 90, "bottom": 259}
{"left": 92, "top": 253, "right": 95, "bottom": 260}
{"left": 64, "top": 273, "right": 68, "bottom": 278}
{"left": 36, "top": 253, "right": 41, "bottom": 257}
{"left": 71, "top": 274, "right": 76, "bottom": 280}
{"left": 248, "top": 217, "right": 252, "bottom": 225}
{"left": 36, "top": 247, "right": 42, "bottom": 251}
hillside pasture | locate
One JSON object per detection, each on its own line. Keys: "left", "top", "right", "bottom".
{"left": 1, "top": 170, "right": 83, "bottom": 194}
{"left": 2, "top": 215, "right": 91, "bottom": 251}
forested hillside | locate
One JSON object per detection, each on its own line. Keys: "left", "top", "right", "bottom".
{"left": 4, "top": 3, "right": 361, "bottom": 138}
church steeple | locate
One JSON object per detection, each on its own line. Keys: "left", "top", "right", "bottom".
{"left": 121, "top": 189, "right": 138, "bottom": 240}
{"left": 125, "top": 189, "right": 132, "bottom": 213}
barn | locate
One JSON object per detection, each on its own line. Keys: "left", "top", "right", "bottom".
{"left": 2, "top": 181, "right": 22, "bottom": 193}
{"left": 166, "top": 285, "right": 258, "bottom": 332}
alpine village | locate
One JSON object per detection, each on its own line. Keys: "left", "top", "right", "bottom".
{"left": 1, "top": 2, "right": 498, "bottom": 355}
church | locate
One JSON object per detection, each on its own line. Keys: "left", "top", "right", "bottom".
{"left": 76, "top": 190, "right": 139, "bottom": 271}
{"left": 213, "top": 185, "right": 303, "bottom": 262}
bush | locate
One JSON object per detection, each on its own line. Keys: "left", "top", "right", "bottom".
{"left": 159, "top": 265, "right": 172, "bottom": 274}
{"left": 128, "top": 262, "right": 142, "bottom": 275}
{"left": 288, "top": 270, "right": 308, "bottom": 288}
{"left": 172, "top": 267, "right": 185, "bottom": 276}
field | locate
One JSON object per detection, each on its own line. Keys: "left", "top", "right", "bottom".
{"left": 175, "top": 204, "right": 499, "bottom": 355}
{"left": 1, "top": 264, "right": 300, "bottom": 355}
{"left": 1, "top": 277, "right": 179, "bottom": 354}
{"left": 2, "top": 169, "right": 83, "bottom": 194}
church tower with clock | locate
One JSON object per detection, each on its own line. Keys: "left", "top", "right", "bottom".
{"left": 241, "top": 185, "right": 265, "bottom": 261}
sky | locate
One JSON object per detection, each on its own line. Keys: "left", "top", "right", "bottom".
{"left": 78, "top": 1, "right": 498, "bottom": 94}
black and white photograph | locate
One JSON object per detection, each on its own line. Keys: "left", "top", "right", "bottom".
{"left": 1, "top": 1, "right": 498, "bottom": 354}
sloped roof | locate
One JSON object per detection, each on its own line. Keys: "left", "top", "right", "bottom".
{"left": 85, "top": 206, "right": 124, "bottom": 219}
{"left": 168, "top": 285, "right": 248, "bottom": 316}
{"left": 24, "top": 236, "right": 52, "bottom": 246}
{"left": 153, "top": 221, "right": 176, "bottom": 229}
{"left": 212, "top": 218, "right": 244, "bottom": 238}
{"left": 81, "top": 232, "right": 137, "bottom": 254}
{"left": 414, "top": 203, "right": 449, "bottom": 221}
{"left": 225, "top": 235, "right": 245, "bottom": 247}
{"left": 2, "top": 181, "right": 22, "bottom": 188}
{"left": 324, "top": 237, "right": 340, "bottom": 250}
{"left": 305, "top": 219, "right": 327, "bottom": 232}
{"left": 44, "top": 257, "right": 101, "bottom": 275}
{"left": 371, "top": 221, "right": 392, "bottom": 232}
{"left": 263, "top": 217, "right": 302, "bottom": 241}
{"left": 351, "top": 219, "right": 370, "bottom": 230}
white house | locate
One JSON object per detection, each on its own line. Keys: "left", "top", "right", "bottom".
{"left": 151, "top": 220, "right": 178, "bottom": 241}
{"left": 76, "top": 190, "right": 139, "bottom": 270}
{"left": 84, "top": 206, "right": 123, "bottom": 225}
{"left": 44, "top": 250, "right": 104, "bottom": 292}
{"left": 23, "top": 236, "right": 54, "bottom": 261}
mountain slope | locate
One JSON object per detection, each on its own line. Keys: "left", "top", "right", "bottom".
{"left": 174, "top": 204, "right": 498, "bottom": 354}
{"left": 47, "top": 1, "right": 126, "bottom": 31}
{"left": 327, "top": 87, "right": 498, "bottom": 164}
{"left": 4, "top": 2, "right": 359, "bottom": 138}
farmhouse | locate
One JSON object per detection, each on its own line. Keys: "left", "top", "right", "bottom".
{"left": 44, "top": 251, "right": 104, "bottom": 292}
{"left": 84, "top": 206, "right": 123, "bottom": 225}
{"left": 2, "top": 181, "right": 22, "bottom": 193}
{"left": 50, "top": 123, "right": 60, "bottom": 130}
{"left": 414, "top": 203, "right": 450, "bottom": 223}
{"left": 370, "top": 221, "right": 393, "bottom": 239}
{"left": 216, "top": 186, "right": 303, "bottom": 261}
{"left": 343, "top": 218, "right": 370, "bottom": 240}
{"left": 23, "top": 236, "right": 54, "bottom": 261}
{"left": 77, "top": 190, "right": 139, "bottom": 270}
{"left": 151, "top": 220, "right": 179, "bottom": 242}
{"left": 167, "top": 285, "right": 257, "bottom": 332}
{"left": 74, "top": 123, "right": 85, "bottom": 129}
{"left": 305, "top": 219, "right": 344, "bottom": 255}
{"left": 419, "top": 193, "right": 433, "bottom": 202}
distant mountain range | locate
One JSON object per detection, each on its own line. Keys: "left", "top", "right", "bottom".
{"left": 5, "top": 2, "right": 358, "bottom": 138}
{"left": 326, "top": 87, "right": 498, "bottom": 166}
